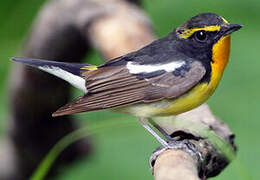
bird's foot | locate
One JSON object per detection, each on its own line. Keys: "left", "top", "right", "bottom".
{"left": 149, "top": 139, "right": 202, "bottom": 169}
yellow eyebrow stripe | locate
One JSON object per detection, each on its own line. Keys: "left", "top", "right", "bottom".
{"left": 221, "top": 17, "right": 229, "bottom": 24}
{"left": 179, "top": 25, "right": 220, "bottom": 39}
{"left": 81, "top": 65, "right": 98, "bottom": 71}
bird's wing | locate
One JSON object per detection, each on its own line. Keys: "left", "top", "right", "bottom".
{"left": 53, "top": 60, "right": 206, "bottom": 116}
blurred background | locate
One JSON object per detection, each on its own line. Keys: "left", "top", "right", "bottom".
{"left": 0, "top": 0, "right": 259, "bottom": 179}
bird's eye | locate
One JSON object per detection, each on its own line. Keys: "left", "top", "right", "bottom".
{"left": 195, "top": 30, "right": 207, "bottom": 42}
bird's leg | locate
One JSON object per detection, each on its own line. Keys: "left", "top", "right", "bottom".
{"left": 138, "top": 117, "right": 168, "bottom": 147}
{"left": 148, "top": 119, "right": 173, "bottom": 142}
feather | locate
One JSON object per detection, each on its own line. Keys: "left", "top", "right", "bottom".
{"left": 12, "top": 57, "right": 93, "bottom": 93}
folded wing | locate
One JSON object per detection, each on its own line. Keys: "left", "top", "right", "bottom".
{"left": 53, "top": 61, "right": 206, "bottom": 116}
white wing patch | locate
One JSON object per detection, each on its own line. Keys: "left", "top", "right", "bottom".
{"left": 126, "top": 61, "right": 185, "bottom": 74}
{"left": 39, "top": 66, "right": 87, "bottom": 93}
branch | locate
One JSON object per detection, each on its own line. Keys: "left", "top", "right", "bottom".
{"left": 150, "top": 104, "right": 236, "bottom": 180}
{"left": 153, "top": 150, "right": 200, "bottom": 180}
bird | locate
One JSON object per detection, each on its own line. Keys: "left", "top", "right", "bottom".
{"left": 12, "top": 13, "right": 242, "bottom": 147}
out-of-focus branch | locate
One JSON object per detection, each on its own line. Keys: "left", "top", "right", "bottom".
{"left": 4, "top": 0, "right": 152, "bottom": 179}
{"left": 87, "top": 1, "right": 155, "bottom": 59}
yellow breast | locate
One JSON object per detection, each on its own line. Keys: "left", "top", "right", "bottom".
{"left": 122, "top": 35, "right": 231, "bottom": 117}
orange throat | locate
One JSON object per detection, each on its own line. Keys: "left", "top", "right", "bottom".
{"left": 211, "top": 35, "right": 231, "bottom": 83}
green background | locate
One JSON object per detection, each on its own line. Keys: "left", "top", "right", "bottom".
{"left": 0, "top": 0, "right": 259, "bottom": 179}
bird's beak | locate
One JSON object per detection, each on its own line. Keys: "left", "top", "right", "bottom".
{"left": 223, "top": 24, "right": 243, "bottom": 36}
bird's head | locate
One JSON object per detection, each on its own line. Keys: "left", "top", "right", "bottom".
{"left": 175, "top": 13, "right": 242, "bottom": 63}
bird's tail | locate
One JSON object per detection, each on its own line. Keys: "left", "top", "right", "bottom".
{"left": 11, "top": 57, "right": 96, "bottom": 93}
